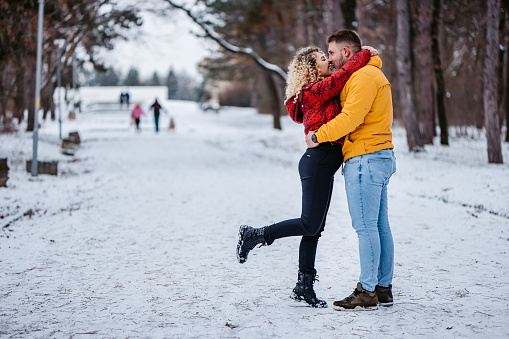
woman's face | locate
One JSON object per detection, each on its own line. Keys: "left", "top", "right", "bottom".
{"left": 316, "top": 52, "right": 332, "bottom": 77}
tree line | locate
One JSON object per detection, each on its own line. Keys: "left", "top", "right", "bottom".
{"left": 0, "top": 0, "right": 141, "bottom": 131}
{"left": 0, "top": 0, "right": 506, "bottom": 163}
{"left": 166, "top": 0, "right": 507, "bottom": 163}
{"left": 85, "top": 66, "right": 202, "bottom": 102}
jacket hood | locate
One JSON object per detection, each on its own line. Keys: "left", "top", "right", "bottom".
{"left": 367, "top": 55, "right": 382, "bottom": 69}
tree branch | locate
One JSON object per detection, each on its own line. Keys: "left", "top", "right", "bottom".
{"left": 163, "top": 0, "right": 288, "bottom": 81}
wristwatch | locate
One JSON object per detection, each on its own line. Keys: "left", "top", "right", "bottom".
{"left": 311, "top": 133, "right": 318, "bottom": 143}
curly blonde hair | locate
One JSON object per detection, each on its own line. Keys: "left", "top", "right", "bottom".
{"left": 284, "top": 46, "right": 324, "bottom": 103}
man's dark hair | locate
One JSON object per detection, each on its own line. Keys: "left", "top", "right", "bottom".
{"left": 327, "top": 29, "right": 362, "bottom": 52}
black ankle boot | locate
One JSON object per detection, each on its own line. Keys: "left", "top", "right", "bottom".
{"left": 290, "top": 271, "right": 327, "bottom": 308}
{"left": 236, "top": 225, "right": 266, "bottom": 264}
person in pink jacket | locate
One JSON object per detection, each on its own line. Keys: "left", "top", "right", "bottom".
{"left": 130, "top": 103, "right": 145, "bottom": 132}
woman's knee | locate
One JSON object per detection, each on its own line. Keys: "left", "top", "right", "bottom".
{"left": 301, "top": 231, "right": 322, "bottom": 243}
{"left": 300, "top": 218, "right": 325, "bottom": 237}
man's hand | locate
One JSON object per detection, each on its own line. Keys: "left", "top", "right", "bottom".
{"left": 306, "top": 131, "right": 319, "bottom": 148}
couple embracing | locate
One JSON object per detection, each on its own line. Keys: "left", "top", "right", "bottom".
{"left": 236, "top": 29, "right": 397, "bottom": 311}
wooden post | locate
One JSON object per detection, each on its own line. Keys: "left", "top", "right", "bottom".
{"left": 0, "top": 158, "right": 9, "bottom": 187}
{"left": 68, "top": 131, "right": 81, "bottom": 144}
{"left": 26, "top": 160, "right": 58, "bottom": 176}
{"left": 61, "top": 138, "right": 76, "bottom": 156}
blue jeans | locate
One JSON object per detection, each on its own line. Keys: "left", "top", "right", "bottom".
{"left": 343, "top": 149, "right": 396, "bottom": 292}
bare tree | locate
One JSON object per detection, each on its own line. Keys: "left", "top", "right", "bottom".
{"left": 295, "top": 1, "right": 307, "bottom": 48}
{"left": 484, "top": 0, "right": 504, "bottom": 163}
{"left": 506, "top": 48, "right": 509, "bottom": 142}
{"left": 396, "top": 0, "right": 423, "bottom": 151}
{"left": 431, "top": 0, "right": 448, "bottom": 145}
{"left": 0, "top": 0, "right": 141, "bottom": 131}
{"left": 502, "top": 0, "right": 509, "bottom": 142}
{"left": 410, "top": 0, "right": 434, "bottom": 144}
{"left": 341, "top": 0, "right": 357, "bottom": 30}
{"left": 163, "top": 0, "right": 289, "bottom": 130}
{"left": 164, "top": 0, "right": 286, "bottom": 82}
{"left": 322, "top": 0, "right": 334, "bottom": 35}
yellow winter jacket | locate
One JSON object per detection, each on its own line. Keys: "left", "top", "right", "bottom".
{"left": 314, "top": 56, "right": 394, "bottom": 162}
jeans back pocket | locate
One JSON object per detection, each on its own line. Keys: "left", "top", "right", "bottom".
{"left": 367, "top": 158, "right": 394, "bottom": 185}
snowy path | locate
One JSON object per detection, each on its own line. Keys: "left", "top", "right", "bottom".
{"left": 1, "top": 101, "right": 508, "bottom": 338}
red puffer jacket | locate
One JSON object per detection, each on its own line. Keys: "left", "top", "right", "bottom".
{"left": 285, "top": 49, "right": 371, "bottom": 144}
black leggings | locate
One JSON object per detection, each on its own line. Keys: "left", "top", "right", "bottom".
{"left": 263, "top": 142, "right": 343, "bottom": 274}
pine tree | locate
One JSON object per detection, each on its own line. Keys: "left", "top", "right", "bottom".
{"left": 150, "top": 72, "right": 161, "bottom": 86}
{"left": 165, "top": 67, "right": 178, "bottom": 99}
{"left": 124, "top": 67, "right": 140, "bottom": 86}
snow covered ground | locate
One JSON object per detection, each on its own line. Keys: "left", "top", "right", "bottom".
{"left": 1, "top": 100, "right": 508, "bottom": 338}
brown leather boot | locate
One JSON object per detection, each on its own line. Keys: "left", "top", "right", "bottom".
{"left": 375, "top": 284, "right": 393, "bottom": 306}
{"left": 332, "top": 283, "right": 379, "bottom": 311}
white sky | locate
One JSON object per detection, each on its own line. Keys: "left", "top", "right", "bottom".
{"left": 95, "top": 1, "right": 214, "bottom": 81}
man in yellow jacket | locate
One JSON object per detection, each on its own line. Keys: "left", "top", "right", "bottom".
{"left": 306, "top": 29, "right": 397, "bottom": 311}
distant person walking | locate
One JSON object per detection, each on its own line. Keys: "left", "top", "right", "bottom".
{"left": 130, "top": 103, "right": 145, "bottom": 133}
{"left": 168, "top": 117, "right": 175, "bottom": 132}
{"left": 150, "top": 99, "right": 167, "bottom": 133}
{"left": 125, "top": 92, "right": 130, "bottom": 108}
{"left": 120, "top": 92, "right": 125, "bottom": 109}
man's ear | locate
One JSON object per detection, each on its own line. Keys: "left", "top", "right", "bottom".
{"left": 343, "top": 46, "right": 351, "bottom": 57}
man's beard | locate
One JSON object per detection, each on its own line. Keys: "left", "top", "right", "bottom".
{"left": 335, "top": 55, "right": 347, "bottom": 69}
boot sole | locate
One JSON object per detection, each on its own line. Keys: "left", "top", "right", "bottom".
{"left": 290, "top": 295, "right": 327, "bottom": 308}
{"left": 379, "top": 301, "right": 393, "bottom": 307}
{"left": 332, "top": 304, "right": 378, "bottom": 312}
{"left": 236, "top": 225, "right": 248, "bottom": 264}
{"left": 290, "top": 293, "right": 328, "bottom": 308}
{"left": 289, "top": 295, "right": 309, "bottom": 307}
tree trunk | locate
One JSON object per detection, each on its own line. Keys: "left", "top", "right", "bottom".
{"left": 322, "top": 0, "right": 334, "bottom": 34}
{"left": 498, "top": 3, "right": 509, "bottom": 131}
{"left": 26, "top": 60, "right": 36, "bottom": 132}
{"left": 396, "top": 0, "right": 423, "bottom": 151}
{"left": 266, "top": 72, "right": 282, "bottom": 130}
{"left": 506, "top": 47, "right": 509, "bottom": 142}
{"left": 432, "top": 85, "right": 437, "bottom": 136}
{"left": 506, "top": 78, "right": 509, "bottom": 141}
{"left": 0, "top": 77, "right": 5, "bottom": 126}
{"left": 341, "top": 0, "right": 357, "bottom": 30}
{"left": 484, "top": 0, "right": 503, "bottom": 163}
{"left": 322, "top": 0, "right": 335, "bottom": 50}
{"left": 411, "top": 0, "right": 434, "bottom": 144}
{"left": 295, "top": 0, "right": 306, "bottom": 48}
{"left": 0, "top": 67, "right": 5, "bottom": 125}
{"left": 41, "top": 80, "right": 56, "bottom": 121}
{"left": 431, "top": 0, "right": 448, "bottom": 145}
{"left": 14, "top": 67, "right": 26, "bottom": 124}
{"left": 500, "top": 1, "right": 509, "bottom": 143}
{"left": 331, "top": 0, "right": 344, "bottom": 32}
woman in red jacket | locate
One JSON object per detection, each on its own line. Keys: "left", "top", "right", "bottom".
{"left": 236, "top": 46, "right": 375, "bottom": 308}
